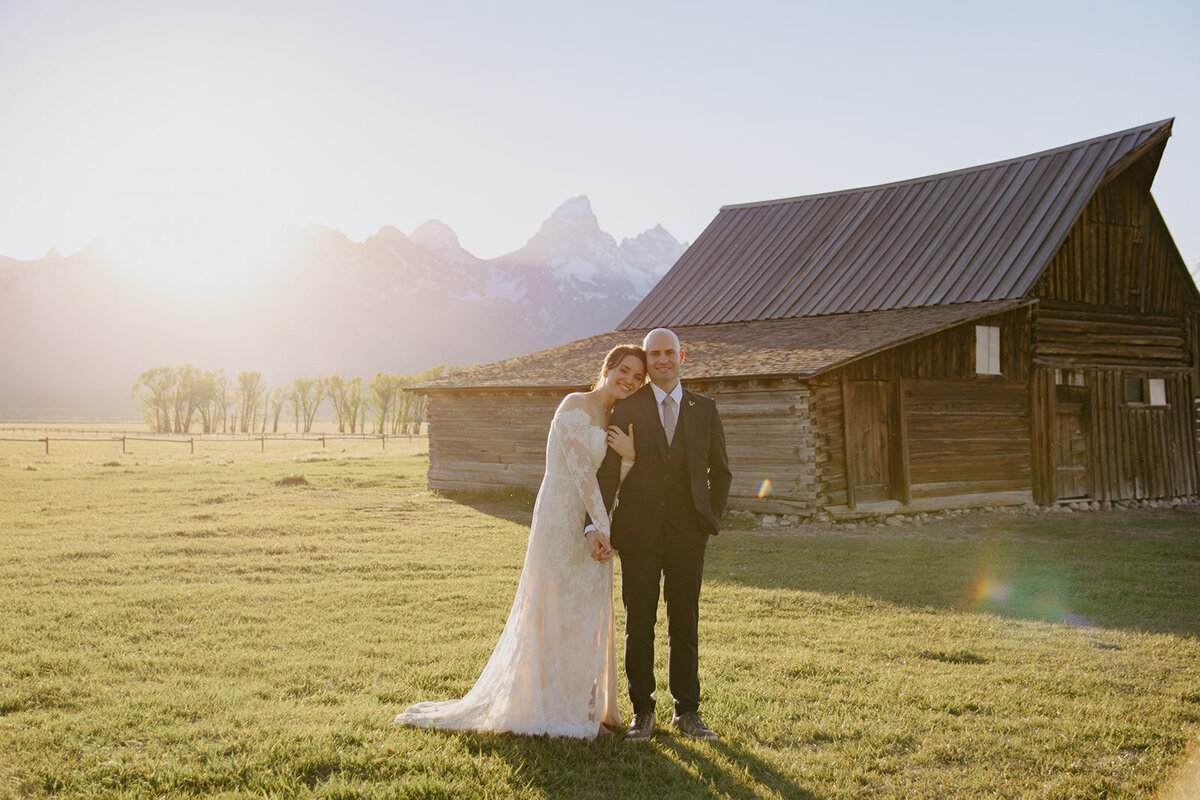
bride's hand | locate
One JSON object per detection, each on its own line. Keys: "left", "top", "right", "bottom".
{"left": 586, "top": 529, "right": 613, "bottom": 562}
{"left": 607, "top": 423, "right": 635, "bottom": 461}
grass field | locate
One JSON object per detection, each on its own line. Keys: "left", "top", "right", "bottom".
{"left": 1, "top": 439, "right": 1199, "bottom": 798}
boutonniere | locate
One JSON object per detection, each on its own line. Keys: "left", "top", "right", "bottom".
{"left": 687, "top": 399, "right": 696, "bottom": 407}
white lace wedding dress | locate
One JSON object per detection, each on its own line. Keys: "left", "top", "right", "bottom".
{"left": 394, "top": 403, "right": 623, "bottom": 738}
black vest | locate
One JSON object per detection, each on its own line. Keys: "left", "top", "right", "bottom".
{"left": 662, "top": 410, "right": 695, "bottom": 530}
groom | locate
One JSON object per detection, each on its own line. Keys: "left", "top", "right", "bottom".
{"left": 586, "top": 328, "right": 732, "bottom": 741}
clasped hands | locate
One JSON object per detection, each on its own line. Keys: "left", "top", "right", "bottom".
{"left": 586, "top": 529, "right": 613, "bottom": 563}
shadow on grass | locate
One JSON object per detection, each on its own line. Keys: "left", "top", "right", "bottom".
{"left": 437, "top": 489, "right": 1200, "bottom": 637}
{"left": 436, "top": 488, "right": 537, "bottom": 526}
{"left": 706, "top": 507, "right": 1200, "bottom": 638}
{"left": 454, "top": 727, "right": 820, "bottom": 799}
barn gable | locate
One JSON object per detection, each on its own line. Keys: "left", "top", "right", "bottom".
{"left": 622, "top": 119, "right": 1175, "bottom": 328}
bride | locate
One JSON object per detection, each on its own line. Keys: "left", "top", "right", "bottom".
{"left": 394, "top": 344, "right": 647, "bottom": 739}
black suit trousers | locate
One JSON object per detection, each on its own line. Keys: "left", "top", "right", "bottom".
{"left": 618, "top": 515, "right": 707, "bottom": 716}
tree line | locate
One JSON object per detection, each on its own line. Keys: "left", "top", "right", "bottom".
{"left": 130, "top": 365, "right": 461, "bottom": 435}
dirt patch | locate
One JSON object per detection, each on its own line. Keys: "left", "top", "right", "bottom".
{"left": 275, "top": 475, "right": 309, "bottom": 487}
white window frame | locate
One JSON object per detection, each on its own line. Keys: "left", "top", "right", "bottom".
{"left": 975, "top": 325, "right": 1001, "bottom": 375}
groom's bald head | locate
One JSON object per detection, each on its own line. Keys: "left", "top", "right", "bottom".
{"left": 643, "top": 328, "right": 684, "bottom": 391}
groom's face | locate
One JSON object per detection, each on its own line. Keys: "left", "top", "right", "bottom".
{"left": 644, "top": 330, "right": 683, "bottom": 391}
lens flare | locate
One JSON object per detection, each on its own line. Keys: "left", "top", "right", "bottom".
{"left": 757, "top": 478, "right": 771, "bottom": 499}
{"left": 965, "top": 561, "right": 1092, "bottom": 628}
{"left": 972, "top": 578, "right": 1010, "bottom": 604}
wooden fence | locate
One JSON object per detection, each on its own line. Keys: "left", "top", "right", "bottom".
{"left": 0, "top": 427, "right": 423, "bottom": 454}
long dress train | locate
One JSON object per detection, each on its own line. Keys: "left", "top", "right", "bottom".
{"left": 394, "top": 403, "right": 623, "bottom": 738}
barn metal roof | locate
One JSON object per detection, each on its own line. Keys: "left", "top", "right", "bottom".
{"left": 620, "top": 119, "right": 1174, "bottom": 329}
{"left": 415, "top": 300, "right": 1028, "bottom": 391}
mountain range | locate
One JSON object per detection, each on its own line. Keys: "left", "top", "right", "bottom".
{"left": 0, "top": 196, "right": 685, "bottom": 416}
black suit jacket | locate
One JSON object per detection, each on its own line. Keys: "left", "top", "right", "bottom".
{"left": 595, "top": 384, "right": 732, "bottom": 552}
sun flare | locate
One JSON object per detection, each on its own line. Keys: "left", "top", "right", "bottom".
{"left": 30, "top": 57, "right": 315, "bottom": 296}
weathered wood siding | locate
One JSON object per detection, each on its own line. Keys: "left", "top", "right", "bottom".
{"left": 903, "top": 380, "right": 1030, "bottom": 499}
{"left": 425, "top": 380, "right": 818, "bottom": 515}
{"left": 1032, "top": 173, "right": 1195, "bottom": 314}
{"left": 1028, "top": 169, "right": 1200, "bottom": 502}
{"left": 813, "top": 308, "right": 1032, "bottom": 511}
{"left": 691, "top": 379, "right": 816, "bottom": 515}
{"left": 426, "top": 389, "right": 565, "bottom": 492}
{"left": 1032, "top": 304, "right": 1188, "bottom": 368}
{"left": 812, "top": 377, "right": 848, "bottom": 508}
{"left": 1029, "top": 367, "right": 1198, "bottom": 502}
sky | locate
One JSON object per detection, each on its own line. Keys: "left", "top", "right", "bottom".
{"left": 1, "top": 0, "right": 1197, "bottom": 283}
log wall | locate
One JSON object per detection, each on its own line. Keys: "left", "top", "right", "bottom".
{"left": 690, "top": 379, "right": 816, "bottom": 515}
{"left": 426, "top": 389, "right": 565, "bottom": 492}
{"left": 1032, "top": 304, "right": 1187, "bottom": 369}
{"left": 904, "top": 380, "right": 1030, "bottom": 499}
{"left": 425, "top": 379, "right": 819, "bottom": 515}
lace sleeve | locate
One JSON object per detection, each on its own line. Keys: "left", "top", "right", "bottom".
{"left": 552, "top": 408, "right": 611, "bottom": 538}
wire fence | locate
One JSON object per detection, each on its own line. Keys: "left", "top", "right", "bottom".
{"left": 0, "top": 428, "right": 423, "bottom": 454}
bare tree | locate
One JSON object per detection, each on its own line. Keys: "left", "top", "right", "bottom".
{"left": 131, "top": 366, "right": 176, "bottom": 432}
{"left": 368, "top": 372, "right": 400, "bottom": 434}
{"left": 259, "top": 383, "right": 272, "bottom": 434}
{"left": 213, "top": 371, "right": 231, "bottom": 433}
{"left": 131, "top": 363, "right": 456, "bottom": 436}
{"left": 268, "top": 386, "right": 288, "bottom": 433}
{"left": 357, "top": 388, "right": 369, "bottom": 434}
{"left": 194, "top": 370, "right": 231, "bottom": 434}
{"left": 291, "top": 376, "right": 326, "bottom": 433}
{"left": 193, "top": 371, "right": 217, "bottom": 433}
{"left": 327, "top": 375, "right": 365, "bottom": 433}
{"left": 347, "top": 377, "right": 364, "bottom": 433}
{"left": 235, "top": 371, "right": 267, "bottom": 433}
{"left": 170, "top": 365, "right": 207, "bottom": 433}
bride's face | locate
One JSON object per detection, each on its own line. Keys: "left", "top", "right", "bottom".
{"left": 604, "top": 355, "right": 646, "bottom": 400}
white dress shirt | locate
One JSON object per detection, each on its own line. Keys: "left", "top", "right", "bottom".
{"left": 650, "top": 381, "right": 684, "bottom": 432}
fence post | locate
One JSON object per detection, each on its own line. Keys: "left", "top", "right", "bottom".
{"left": 261, "top": 435, "right": 265, "bottom": 453}
{"left": 381, "top": 434, "right": 386, "bottom": 450}
{"left": 122, "top": 436, "right": 126, "bottom": 454}
{"left": 190, "top": 438, "right": 194, "bottom": 454}
{"left": 320, "top": 436, "right": 325, "bottom": 449}
{"left": 43, "top": 437, "right": 49, "bottom": 454}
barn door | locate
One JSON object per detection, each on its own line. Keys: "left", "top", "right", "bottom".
{"left": 846, "top": 380, "right": 896, "bottom": 504}
{"left": 1053, "top": 385, "right": 1090, "bottom": 500}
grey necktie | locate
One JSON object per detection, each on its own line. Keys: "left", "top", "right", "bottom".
{"left": 661, "top": 395, "right": 677, "bottom": 445}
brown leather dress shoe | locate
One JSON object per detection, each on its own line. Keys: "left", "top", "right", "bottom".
{"left": 625, "top": 712, "right": 656, "bottom": 741}
{"left": 672, "top": 711, "right": 719, "bottom": 741}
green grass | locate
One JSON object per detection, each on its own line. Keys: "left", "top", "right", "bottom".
{"left": 1, "top": 440, "right": 1198, "bottom": 798}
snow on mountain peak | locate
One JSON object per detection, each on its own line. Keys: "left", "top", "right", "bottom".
{"left": 367, "top": 225, "right": 411, "bottom": 246}
{"left": 412, "top": 219, "right": 463, "bottom": 251}
{"left": 412, "top": 219, "right": 480, "bottom": 270}
{"left": 550, "top": 195, "right": 597, "bottom": 222}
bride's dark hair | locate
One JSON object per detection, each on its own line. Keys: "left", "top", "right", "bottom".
{"left": 593, "top": 344, "right": 647, "bottom": 391}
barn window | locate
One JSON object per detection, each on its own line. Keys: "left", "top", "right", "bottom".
{"left": 1054, "top": 369, "right": 1085, "bottom": 386}
{"left": 1125, "top": 377, "right": 1144, "bottom": 404}
{"left": 1147, "top": 378, "right": 1167, "bottom": 406}
{"left": 1126, "top": 377, "right": 1168, "bottom": 406}
{"left": 975, "top": 326, "right": 1001, "bottom": 375}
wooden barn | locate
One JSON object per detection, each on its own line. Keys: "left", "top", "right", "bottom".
{"left": 415, "top": 119, "right": 1200, "bottom": 517}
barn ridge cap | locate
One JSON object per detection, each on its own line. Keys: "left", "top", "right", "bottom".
{"left": 720, "top": 118, "right": 1174, "bottom": 213}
